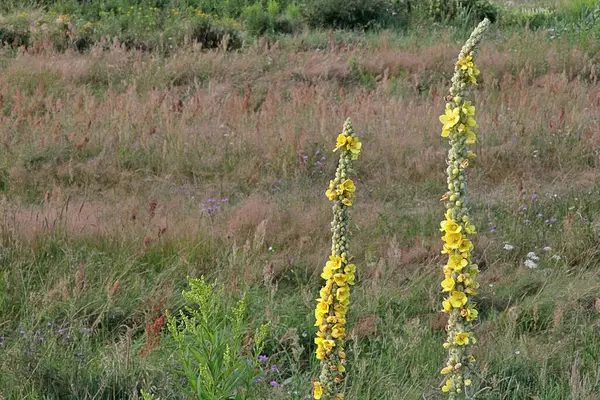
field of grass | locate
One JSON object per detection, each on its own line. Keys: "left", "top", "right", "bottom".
{"left": 0, "top": 0, "right": 600, "bottom": 399}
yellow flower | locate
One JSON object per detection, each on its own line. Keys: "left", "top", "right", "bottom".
{"left": 461, "top": 304, "right": 478, "bottom": 321}
{"left": 442, "top": 299, "right": 452, "bottom": 312}
{"left": 447, "top": 254, "right": 468, "bottom": 272}
{"left": 313, "top": 382, "right": 323, "bottom": 399}
{"left": 465, "top": 379, "right": 472, "bottom": 386}
{"left": 347, "top": 136, "right": 362, "bottom": 160}
{"left": 441, "top": 275, "right": 455, "bottom": 292}
{"left": 334, "top": 134, "right": 348, "bottom": 152}
{"left": 333, "top": 273, "right": 347, "bottom": 287}
{"left": 449, "top": 291, "right": 467, "bottom": 308}
{"left": 339, "top": 179, "right": 355, "bottom": 195}
{"left": 442, "top": 378, "right": 453, "bottom": 393}
{"left": 322, "top": 339, "right": 335, "bottom": 352}
{"left": 455, "top": 332, "right": 470, "bottom": 345}
{"left": 442, "top": 232, "right": 463, "bottom": 248}
{"left": 342, "top": 198, "right": 353, "bottom": 207}
{"left": 439, "top": 107, "right": 460, "bottom": 132}
{"left": 440, "top": 219, "right": 461, "bottom": 234}
{"left": 441, "top": 366, "right": 452, "bottom": 375}
{"left": 336, "top": 286, "right": 349, "bottom": 302}
{"left": 459, "top": 239, "right": 473, "bottom": 254}
{"left": 331, "top": 325, "right": 345, "bottom": 338}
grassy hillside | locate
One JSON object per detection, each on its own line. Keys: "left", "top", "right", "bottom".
{"left": 0, "top": 1, "right": 599, "bottom": 399}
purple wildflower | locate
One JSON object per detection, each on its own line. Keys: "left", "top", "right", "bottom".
{"left": 258, "top": 354, "right": 268, "bottom": 362}
{"left": 271, "top": 364, "right": 279, "bottom": 372}
{"left": 252, "top": 378, "right": 262, "bottom": 384}
{"left": 269, "top": 381, "right": 280, "bottom": 388}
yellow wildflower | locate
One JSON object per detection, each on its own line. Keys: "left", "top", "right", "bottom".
{"left": 449, "top": 291, "right": 467, "bottom": 308}
{"left": 455, "top": 332, "right": 470, "bottom": 346}
{"left": 313, "top": 382, "right": 323, "bottom": 399}
{"left": 441, "top": 275, "right": 455, "bottom": 292}
{"left": 442, "top": 232, "right": 463, "bottom": 248}
{"left": 440, "top": 219, "right": 461, "bottom": 233}
{"left": 442, "top": 378, "right": 453, "bottom": 393}
{"left": 447, "top": 254, "right": 468, "bottom": 272}
{"left": 439, "top": 107, "right": 460, "bottom": 133}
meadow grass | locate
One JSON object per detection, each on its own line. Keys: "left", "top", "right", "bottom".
{"left": 0, "top": 16, "right": 599, "bottom": 400}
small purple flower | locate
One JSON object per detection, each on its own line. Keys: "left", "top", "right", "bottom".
{"left": 252, "top": 378, "right": 262, "bottom": 384}
{"left": 47, "top": 322, "right": 53, "bottom": 327}
{"left": 314, "top": 150, "right": 320, "bottom": 156}
{"left": 246, "top": 358, "right": 253, "bottom": 366}
{"left": 316, "top": 161, "right": 323, "bottom": 168}
{"left": 269, "top": 381, "right": 280, "bottom": 388}
{"left": 302, "top": 155, "right": 308, "bottom": 161}
{"left": 19, "top": 330, "right": 25, "bottom": 335}
{"left": 76, "top": 352, "right": 83, "bottom": 357}
{"left": 221, "top": 198, "right": 229, "bottom": 203}
{"left": 490, "top": 226, "right": 496, "bottom": 233}
{"left": 39, "top": 337, "right": 45, "bottom": 343}
{"left": 258, "top": 354, "right": 268, "bottom": 362}
{"left": 320, "top": 156, "right": 326, "bottom": 162}
{"left": 271, "top": 364, "right": 279, "bottom": 372}
{"left": 531, "top": 193, "right": 538, "bottom": 201}
{"left": 34, "top": 330, "right": 41, "bottom": 336}
{"left": 550, "top": 216, "right": 558, "bottom": 224}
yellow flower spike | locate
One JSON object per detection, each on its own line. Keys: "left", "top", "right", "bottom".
{"left": 314, "top": 119, "right": 361, "bottom": 399}
{"left": 439, "top": 19, "right": 489, "bottom": 398}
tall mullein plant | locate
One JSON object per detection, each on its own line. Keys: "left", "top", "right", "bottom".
{"left": 438, "top": 19, "right": 490, "bottom": 398}
{"left": 312, "top": 118, "right": 362, "bottom": 400}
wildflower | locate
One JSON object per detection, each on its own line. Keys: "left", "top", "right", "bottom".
{"left": 270, "top": 381, "right": 280, "bottom": 387}
{"left": 550, "top": 254, "right": 561, "bottom": 261}
{"left": 313, "top": 119, "right": 361, "bottom": 400}
{"left": 524, "top": 259, "right": 538, "bottom": 269}
{"left": 272, "top": 364, "right": 279, "bottom": 372}
{"left": 313, "top": 382, "right": 323, "bottom": 399}
{"left": 527, "top": 252, "right": 540, "bottom": 261}
{"left": 503, "top": 244, "right": 514, "bottom": 251}
{"left": 438, "top": 18, "right": 489, "bottom": 398}
{"left": 258, "top": 354, "right": 268, "bottom": 362}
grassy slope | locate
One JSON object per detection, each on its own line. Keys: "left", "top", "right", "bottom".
{"left": 0, "top": 18, "right": 599, "bottom": 400}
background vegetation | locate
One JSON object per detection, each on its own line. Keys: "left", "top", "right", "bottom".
{"left": 0, "top": 0, "right": 599, "bottom": 399}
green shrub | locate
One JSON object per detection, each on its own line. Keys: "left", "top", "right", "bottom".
{"left": 427, "top": 0, "right": 498, "bottom": 24}
{"left": 0, "top": 12, "right": 32, "bottom": 46}
{"left": 499, "top": 7, "right": 555, "bottom": 29}
{"left": 301, "top": 0, "right": 400, "bottom": 29}
{"left": 166, "top": 277, "right": 269, "bottom": 400}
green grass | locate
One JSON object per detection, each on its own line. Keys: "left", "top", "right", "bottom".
{"left": 0, "top": 3, "right": 599, "bottom": 399}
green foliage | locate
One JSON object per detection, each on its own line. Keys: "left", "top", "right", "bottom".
{"left": 301, "top": 0, "right": 402, "bottom": 29}
{"left": 426, "top": 0, "right": 498, "bottom": 24}
{"left": 166, "top": 277, "right": 270, "bottom": 400}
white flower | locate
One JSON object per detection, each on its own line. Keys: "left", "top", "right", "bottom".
{"left": 527, "top": 252, "right": 540, "bottom": 261}
{"left": 524, "top": 259, "right": 538, "bottom": 269}
{"left": 542, "top": 246, "right": 552, "bottom": 252}
{"left": 550, "top": 254, "right": 561, "bottom": 261}
{"left": 503, "top": 244, "right": 515, "bottom": 251}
